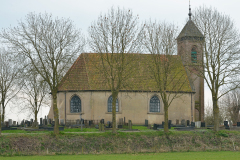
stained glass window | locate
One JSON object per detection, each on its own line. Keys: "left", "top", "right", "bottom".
{"left": 191, "top": 46, "right": 197, "bottom": 63}
{"left": 150, "top": 96, "right": 160, "bottom": 112}
{"left": 108, "top": 95, "right": 119, "bottom": 112}
{"left": 70, "top": 95, "right": 81, "bottom": 113}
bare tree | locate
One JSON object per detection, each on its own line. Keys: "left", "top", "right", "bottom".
{"left": 88, "top": 7, "right": 142, "bottom": 133}
{"left": 19, "top": 70, "right": 49, "bottom": 128}
{"left": 142, "top": 22, "right": 190, "bottom": 133}
{"left": 1, "top": 13, "right": 85, "bottom": 134}
{"left": 221, "top": 88, "right": 240, "bottom": 124}
{"left": 192, "top": 6, "right": 240, "bottom": 131}
{"left": 0, "top": 48, "right": 22, "bottom": 134}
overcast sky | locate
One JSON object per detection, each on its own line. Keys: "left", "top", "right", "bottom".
{"left": 0, "top": 0, "right": 238, "bottom": 122}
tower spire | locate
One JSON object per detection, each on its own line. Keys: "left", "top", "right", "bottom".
{"left": 188, "top": 0, "right": 192, "bottom": 20}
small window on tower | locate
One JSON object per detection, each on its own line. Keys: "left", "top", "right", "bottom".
{"left": 191, "top": 46, "right": 197, "bottom": 63}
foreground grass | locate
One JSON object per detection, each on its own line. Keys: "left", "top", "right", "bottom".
{"left": 1, "top": 151, "right": 240, "bottom": 160}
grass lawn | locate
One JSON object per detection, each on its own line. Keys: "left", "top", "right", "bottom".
{"left": 1, "top": 152, "right": 240, "bottom": 160}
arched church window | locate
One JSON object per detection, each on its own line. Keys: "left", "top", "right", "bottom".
{"left": 191, "top": 46, "right": 197, "bottom": 63}
{"left": 150, "top": 96, "right": 160, "bottom": 112}
{"left": 70, "top": 95, "right": 81, "bottom": 113}
{"left": 108, "top": 95, "right": 119, "bottom": 112}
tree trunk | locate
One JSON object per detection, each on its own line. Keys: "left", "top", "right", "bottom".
{"left": 164, "top": 101, "right": 169, "bottom": 133}
{"left": 52, "top": 91, "right": 59, "bottom": 134}
{"left": 0, "top": 110, "right": 1, "bottom": 135}
{"left": 213, "top": 97, "right": 219, "bottom": 132}
{"left": 1, "top": 105, "right": 5, "bottom": 123}
{"left": 34, "top": 110, "right": 38, "bottom": 128}
{"left": 112, "top": 92, "right": 118, "bottom": 134}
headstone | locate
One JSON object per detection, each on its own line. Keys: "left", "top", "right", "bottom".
{"left": 118, "top": 125, "right": 123, "bottom": 128}
{"left": 8, "top": 119, "right": 12, "bottom": 126}
{"left": 107, "top": 121, "right": 112, "bottom": 128}
{"left": 99, "top": 123, "right": 104, "bottom": 131}
{"left": 181, "top": 119, "right": 186, "bottom": 126}
{"left": 153, "top": 124, "right": 158, "bottom": 130}
{"left": 187, "top": 120, "right": 190, "bottom": 126}
{"left": 128, "top": 120, "right": 132, "bottom": 130}
{"left": 195, "top": 121, "right": 201, "bottom": 128}
{"left": 145, "top": 119, "right": 148, "bottom": 126}
{"left": 5, "top": 121, "right": 9, "bottom": 128}
{"left": 21, "top": 120, "right": 24, "bottom": 126}
{"left": 60, "top": 119, "right": 64, "bottom": 125}
{"left": 30, "top": 119, "right": 33, "bottom": 127}
{"left": 168, "top": 120, "right": 172, "bottom": 128}
{"left": 201, "top": 122, "right": 205, "bottom": 128}
{"left": 237, "top": 122, "right": 240, "bottom": 127}
{"left": 49, "top": 119, "right": 52, "bottom": 125}
{"left": 224, "top": 121, "right": 228, "bottom": 127}
{"left": 45, "top": 118, "right": 47, "bottom": 125}
{"left": 191, "top": 122, "right": 195, "bottom": 127}
{"left": 100, "top": 119, "right": 104, "bottom": 124}
{"left": 176, "top": 119, "right": 179, "bottom": 125}
{"left": 119, "top": 118, "right": 123, "bottom": 125}
{"left": 13, "top": 121, "right": 16, "bottom": 126}
{"left": 40, "top": 118, "right": 43, "bottom": 125}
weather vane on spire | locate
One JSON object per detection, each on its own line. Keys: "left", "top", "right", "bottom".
{"left": 188, "top": 0, "right": 192, "bottom": 20}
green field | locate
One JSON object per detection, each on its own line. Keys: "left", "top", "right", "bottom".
{"left": 1, "top": 152, "right": 240, "bottom": 160}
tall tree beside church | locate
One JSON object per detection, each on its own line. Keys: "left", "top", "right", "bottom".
{"left": 192, "top": 6, "right": 240, "bottom": 131}
{"left": 88, "top": 7, "right": 142, "bottom": 133}
{"left": 1, "top": 13, "right": 85, "bottom": 134}
{"left": 142, "top": 22, "right": 188, "bottom": 133}
{"left": 0, "top": 48, "right": 22, "bottom": 134}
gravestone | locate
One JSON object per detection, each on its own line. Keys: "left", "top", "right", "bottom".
{"left": 60, "top": 119, "right": 64, "bottom": 125}
{"left": 237, "top": 122, "right": 240, "bottom": 127}
{"left": 191, "top": 122, "right": 195, "bottom": 127}
{"left": 40, "top": 118, "right": 43, "bottom": 126}
{"left": 100, "top": 119, "right": 104, "bottom": 124}
{"left": 195, "top": 121, "right": 201, "bottom": 128}
{"left": 30, "top": 119, "right": 33, "bottom": 126}
{"left": 119, "top": 118, "right": 123, "bottom": 125}
{"left": 181, "top": 119, "right": 186, "bottom": 126}
{"left": 224, "top": 121, "right": 228, "bottom": 127}
{"left": 49, "top": 119, "right": 52, "bottom": 125}
{"left": 43, "top": 119, "right": 45, "bottom": 126}
{"left": 107, "top": 121, "right": 112, "bottom": 128}
{"left": 201, "top": 122, "right": 205, "bottom": 128}
{"left": 145, "top": 119, "right": 148, "bottom": 126}
{"left": 52, "top": 121, "right": 55, "bottom": 126}
{"left": 45, "top": 118, "right": 47, "bottom": 125}
{"left": 5, "top": 121, "right": 9, "bottom": 128}
{"left": 168, "top": 120, "right": 172, "bottom": 128}
{"left": 13, "top": 121, "right": 16, "bottom": 126}
{"left": 128, "top": 120, "right": 132, "bottom": 130}
{"left": 187, "top": 120, "right": 190, "bottom": 126}
{"left": 176, "top": 119, "right": 179, "bottom": 125}
{"left": 118, "top": 125, "right": 123, "bottom": 128}
{"left": 8, "top": 119, "right": 12, "bottom": 126}
{"left": 99, "top": 123, "right": 104, "bottom": 131}
{"left": 21, "top": 120, "right": 24, "bottom": 126}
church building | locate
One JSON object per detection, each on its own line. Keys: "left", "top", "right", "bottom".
{"left": 48, "top": 8, "right": 204, "bottom": 125}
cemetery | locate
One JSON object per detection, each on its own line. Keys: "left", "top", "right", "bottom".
{"left": 2, "top": 116, "right": 240, "bottom": 134}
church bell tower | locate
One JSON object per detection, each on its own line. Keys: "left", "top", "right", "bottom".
{"left": 177, "top": 4, "right": 204, "bottom": 122}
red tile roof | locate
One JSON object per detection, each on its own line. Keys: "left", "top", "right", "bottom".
{"left": 58, "top": 53, "right": 192, "bottom": 92}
